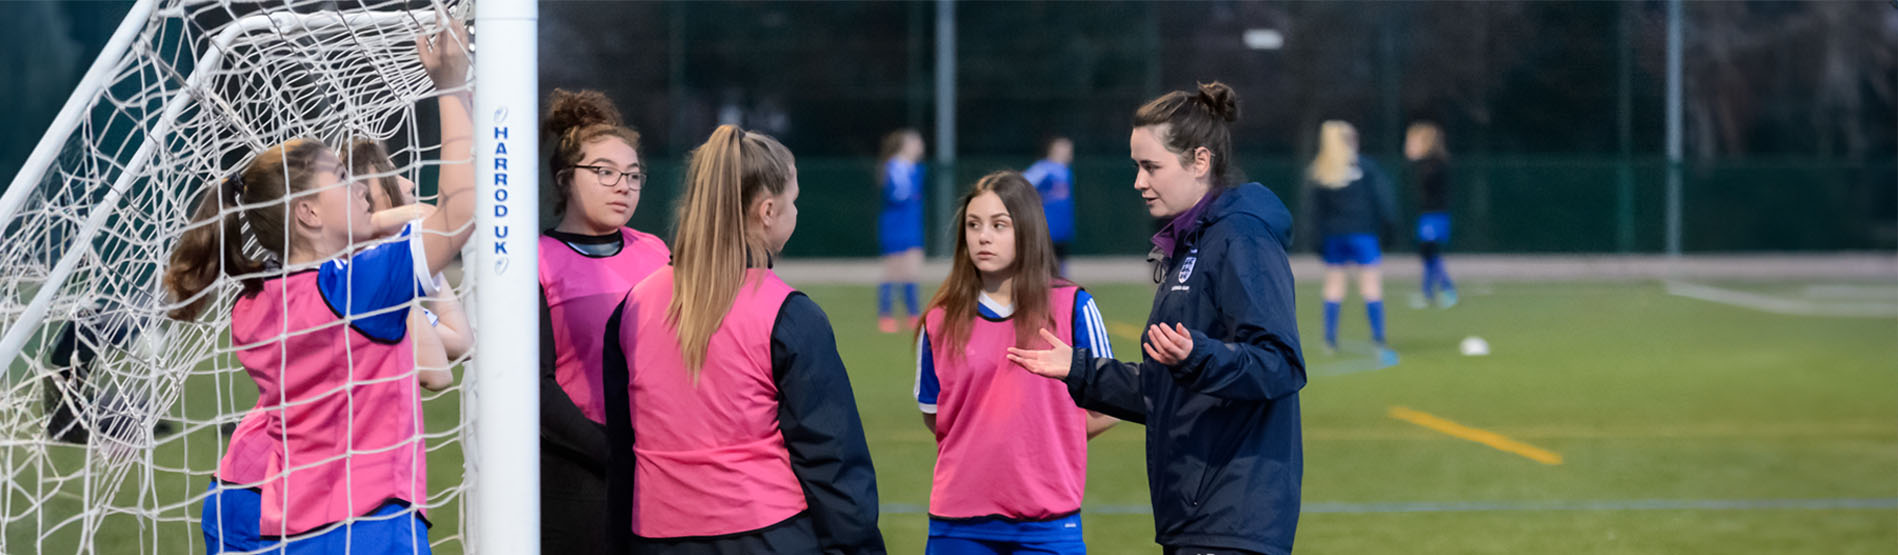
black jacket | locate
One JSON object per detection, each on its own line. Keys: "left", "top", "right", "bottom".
{"left": 1063, "top": 182, "right": 1306, "bottom": 554}
{"left": 1304, "top": 157, "right": 1398, "bottom": 240}
{"left": 1412, "top": 156, "right": 1451, "bottom": 213}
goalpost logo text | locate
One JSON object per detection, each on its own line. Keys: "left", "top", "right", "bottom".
{"left": 491, "top": 106, "right": 513, "bottom": 276}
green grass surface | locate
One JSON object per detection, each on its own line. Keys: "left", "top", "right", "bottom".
{"left": 6, "top": 280, "right": 1895, "bottom": 553}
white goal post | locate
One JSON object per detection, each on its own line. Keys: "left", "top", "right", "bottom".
{"left": 470, "top": 0, "right": 541, "bottom": 553}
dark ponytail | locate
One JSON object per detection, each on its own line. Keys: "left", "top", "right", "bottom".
{"left": 164, "top": 139, "right": 330, "bottom": 321}
{"left": 1133, "top": 81, "right": 1242, "bottom": 186}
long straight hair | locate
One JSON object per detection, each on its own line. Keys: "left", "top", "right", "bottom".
{"left": 921, "top": 171, "right": 1064, "bottom": 358}
{"left": 1308, "top": 120, "right": 1361, "bottom": 189}
{"left": 669, "top": 124, "right": 795, "bottom": 379}
{"left": 164, "top": 139, "right": 332, "bottom": 320}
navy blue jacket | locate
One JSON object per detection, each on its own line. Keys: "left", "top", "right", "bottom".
{"left": 1063, "top": 182, "right": 1306, "bottom": 554}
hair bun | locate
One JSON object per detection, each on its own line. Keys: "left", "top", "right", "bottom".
{"left": 1195, "top": 81, "right": 1240, "bottom": 123}
{"left": 541, "top": 88, "right": 624, "bottom": 143}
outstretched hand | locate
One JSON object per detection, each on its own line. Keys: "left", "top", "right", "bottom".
{"left": 417, "top": 9, "right": 471, "bottom": 91}
{"left": 1143, "top": 323, "right": 1194, "bottom": 366}
{"left": 1007, "top": 328, "right": 1073, "bottom": 380}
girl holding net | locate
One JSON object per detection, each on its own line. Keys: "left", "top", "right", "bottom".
{"left": 349, "top": 138, "right": 470, "bottom": 392}
{"left": 170, "top": 18, "right": 472, "bottom": 554}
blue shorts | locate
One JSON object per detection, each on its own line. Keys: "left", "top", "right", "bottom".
{"left": 879, "top": 211, "right": 925, "bottom": 255}
{"left": 1416, "top": 212, "right": 1451, "bottom": 244}
{"left": 203, "top": 481, "right": 262, "bottom": 554}
{"left": 1321, "top": 233, "right": 1382, "bottom": 266}
{"left": 264, "top": 501, "right": 431, "bottom": 554}
{"left": 880, "top": 237, "right": 923, "bottom": 255}
{"left": 927, "top": 536, "right": 1087, "bottom": 555}
{"left": 926, "top": 514, "right": 1084, "bottom": 555}
{"left": 879, "top": 229, "right": 923, "bottom": 255}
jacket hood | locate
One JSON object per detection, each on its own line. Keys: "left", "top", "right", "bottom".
{"left": 1201, "top": 182, "right": 1294, "bottom": 245}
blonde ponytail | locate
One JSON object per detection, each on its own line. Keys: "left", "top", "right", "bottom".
{"left": 668, "top": 125, "right": 794, "bottom": 379}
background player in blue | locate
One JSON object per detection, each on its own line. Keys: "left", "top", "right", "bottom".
{"left": 1406, "top": 121, "right": 1457, "bottom": 308}
{"left": 1303, "top": 120, "right": 1400, "bottom": 367}
{"left": 878, "top": 128, "right": 928, "bottom": 333}
{"left": 1022, "top": 136, "right": 1076, "bottom": 272}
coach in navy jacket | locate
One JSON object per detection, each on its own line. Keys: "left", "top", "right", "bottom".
{"left": 1083, "top": 181, "right": 1306, "bottom": 554}
{"left": 1011, "top": 83, "right": 1306, "bottom": 555}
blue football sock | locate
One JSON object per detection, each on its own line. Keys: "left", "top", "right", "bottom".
{"left": 1367, "top": 300, "right": 1387, "bottom": 344}
{"left": 1323, "top": 300, "right": 1341, "bottom": 347}
{"left": 902, "top": 282, "right": 920, "bottom": 316}
{"left": 876, "top": 282, "right": 893, "bottom": 317}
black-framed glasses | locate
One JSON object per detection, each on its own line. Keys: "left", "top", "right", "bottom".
{"left": 571, "top": 165, "right": 643, "bottom": 189}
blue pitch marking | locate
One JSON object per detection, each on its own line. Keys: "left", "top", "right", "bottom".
{"left": 880, "top": 498, "right": 1898, "bottom": 516}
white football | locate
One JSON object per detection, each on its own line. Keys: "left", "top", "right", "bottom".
{"left": 1460, "top": 336, "right": 1490, "bottom": 356}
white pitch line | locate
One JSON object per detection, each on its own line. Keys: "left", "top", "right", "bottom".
{"left": 880, "top": 497, "right": 1898, "bottom": 515}
{"left": 1664, "top": 280, "right": 1898, "bottom": 318}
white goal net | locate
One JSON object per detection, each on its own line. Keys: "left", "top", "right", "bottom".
{"left": 1, "top": 1, "right": 483, "bottom": 552}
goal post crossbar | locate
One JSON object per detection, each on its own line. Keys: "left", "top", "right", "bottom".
{"left": 0, "top": 0, "right": 158, "bottom": 230}
{"left": 0, "top": 6, "right": 446, "bottom": 365}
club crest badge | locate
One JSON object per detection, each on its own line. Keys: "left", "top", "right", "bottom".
{"left": 1177, "top": 256, "right": 1197, "bottom": 283}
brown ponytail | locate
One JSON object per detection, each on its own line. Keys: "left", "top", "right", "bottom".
{"left": 668, "top": 124, "right": 795, "bottom": 379}
{"left": 164, "top": 139, "right": 331, "bottom": 320}
{"left": 1133, "top": 81, "right": 1242, "bottom": 186}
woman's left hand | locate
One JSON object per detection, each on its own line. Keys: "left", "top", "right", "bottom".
{"left": 1144, "top": 323, "right": 1195, "bottom": 366}
{"left": 1008, "top": 329, "right": 1074, "bottom": 380}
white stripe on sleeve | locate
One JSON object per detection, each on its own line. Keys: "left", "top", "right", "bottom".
{"left": 1083, "top": 297, "right": 1112, "bottom": 359}
{"left": 407, "top": 221, "right": 437, "bottom": 296}
{"left": 914, "top": 324, "right": 938, "bottom": 414}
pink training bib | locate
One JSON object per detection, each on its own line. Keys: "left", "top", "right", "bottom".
{"left": 540, "top": 228, "right": 671, "bottom": 423}
{"left": 618, "top": 267, "right": 807, "bottom": 538}
{"left": 228, "top": 270, "right": 426, "bottom": 537}
{"left": 924, "top": 285, "right": 1087, "bottom": 520}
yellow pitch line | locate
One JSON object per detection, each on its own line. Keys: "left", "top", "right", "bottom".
{"left": 1107, "top": 322, "right": 1145, "bottom": 344}
{"left": 1387, "top": 406, "right": 1564, "bottom": 466}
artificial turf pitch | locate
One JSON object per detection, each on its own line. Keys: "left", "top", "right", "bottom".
{"left": 7, "top": 280, "right": 1894, "bottom": 554}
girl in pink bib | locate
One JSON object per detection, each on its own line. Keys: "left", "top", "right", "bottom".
{"left": 534, "top": 89, "right": 671, "bottom": 555}
{"left": 168, "top": 19, "right": 474, "bottom": 554}
{"left": 602, "top": 124, "right": 884, "bottom": 554}
{"left": 915, "top": 171, "right": 1118, "bottom": 555}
